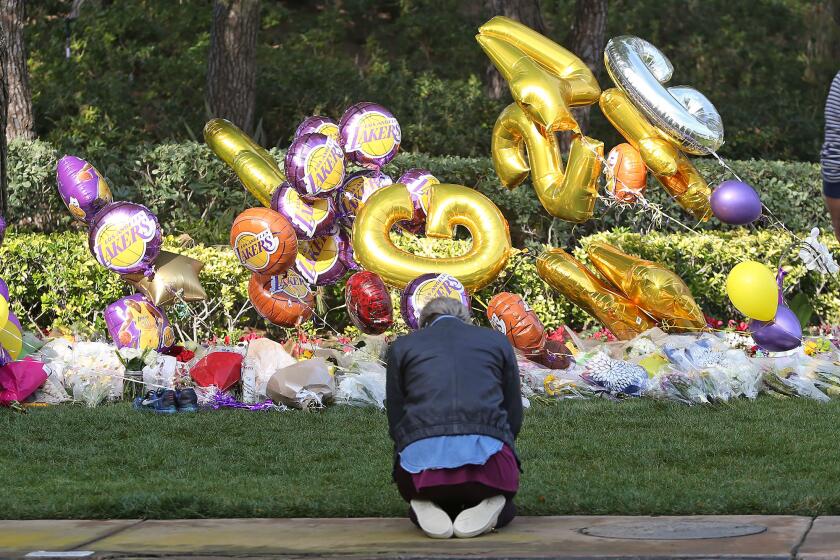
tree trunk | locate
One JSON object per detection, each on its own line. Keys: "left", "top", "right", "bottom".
{"left": 482, "top": 0, "right": 546, "bottom": 100}
{"left": 0, "top": 0, "right": 35, "bottom": 142}
{"left": 561, "top": 0, "right": 607, "bottom": 151}
{"left": 0, "top": 25, "right": 9, "bottom": 218}
{"left": 206, "top": 0, "right": 260, "bottom": 134}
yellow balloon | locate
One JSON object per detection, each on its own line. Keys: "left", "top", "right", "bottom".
{"left": 0, "top": 296, "right": 9, "bottom": 333}
{"left": 352, "top": 183, "right": 511, "bottom": 292}
{"left": 599, "top": 88, "right": 712, "bottom": 221}
{"left": 536, "top": 248, "right": 656, "bottom": 340}
{"left": 122, "top": 251, "right": 207, "bottom": 307}
{"left": 0, "top": 314, "right": 22, "bottom": 360}
{"left": 492, "top": 103, "right": 603, "bottom": 223}
{"left": 477, "top": 15, "right": 600, "bottom": 131}
{"left": 726, "top": 261, "right": 779, "bottom": 321}
{"left": 586, "top": 242, "right": 705, "bottom": 331}
{"left": 204, "top": 118, "right": 285, "bottom": 207}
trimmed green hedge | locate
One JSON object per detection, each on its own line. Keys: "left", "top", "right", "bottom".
{"left": 9, "top": 140, "right": 826, "bottom": 247}
{"left": 3, "top": 229, "right": 837, "bottom": 341}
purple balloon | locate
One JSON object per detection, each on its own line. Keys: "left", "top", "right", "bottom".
{"left": 56, "top": 155, "right": 113, "bottom": 224}
{"left": 295, "top": 116, "right": 340, "bottom": 143}
{"left": 0, "top": 278, "right": 9, "bottom": 301}
{"left": 294, "top": 229, "right": 348, "bottom": 286}
{"left": 104, "top": 294, "right": 174, "bottom": 351}
{"left": 334, "top": 170, "right": 393, "bottom": 225}
{"left": 397, "top": 168, "right": 440, "bottom": 233}
{"left": 749, "top": 304, "right": 802, "bottom": 352}
{"left": 271, "top": 182, "right": 337, "bottom": 240}
{"left": 89, "top": 201, "right": 162, "bottom": 276}
{"left": 710, "top": 180, "right": 762, "bottom": 225}
{"left": 0, "top": 215, "right": 6, "bottom": 248}
{"left": 400, "top": 273, "right": 470, "bottom": 330}
{"left": 339, "top": 102, "right": 401, "bottom": 170}
{"left": 285, "top": 133, "right": 346, "bottom": 199}
{"left": 336, "top": 227, "right": 360, "bottom": 271}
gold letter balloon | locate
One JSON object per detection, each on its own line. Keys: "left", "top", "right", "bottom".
{"left": 204, "top": 118, "right": 285, "bottom": 208}
{"left": 352, "top": 183, "right": 511, "bottom": 292}
{"left": 478, "top": 16, "right": 605, "bottom": 223}
{"left": 537, "top": 242, "right": 705, "bottom": 339}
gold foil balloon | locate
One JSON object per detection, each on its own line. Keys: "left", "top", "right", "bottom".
{"left": 586, "top": 242, "right": 705, "bottom": 331}
{"left": 536, "top": 248, "right": 655, "bottom": 340}
{"left": 492, "top": 103, "right": 602, "bottom": 223}
{"left": 204, "top": 118, "right": 284, "bottom": 207}
{"left": 123, "top": 251, "right": 207, "bottom": 307}
{"left": 352, "top": 183, "right": 511, "bottom": 292}
{"left": 477, "top": 15, "right": 600, "bottom": 131}
{"left": 600, "top": 88, "right": 712, "bottom": 221}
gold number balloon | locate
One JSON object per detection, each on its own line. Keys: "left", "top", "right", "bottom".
{"left": 537, "top": 248, "right": 655, "bottom": 340}
{"left": 492, "top": 103, "right": 603, "bottom": 223}
{"left": 352, "top": 183, "right": 511, "bottom": 292}
{"left": 204, "top": 118, "right": 285, "bottom": 207}
{"left": 586, "top": 242, "right": 705, "bottom": 331}
{"left": 477, "top": 16, "right": 600, "bottom": 132}
{"left": 599, "top": 88, "right": 712, "bottom": 221}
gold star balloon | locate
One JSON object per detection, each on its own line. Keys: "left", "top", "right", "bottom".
{"left": 123, "top": 251, "right": 207, "bottom": 307}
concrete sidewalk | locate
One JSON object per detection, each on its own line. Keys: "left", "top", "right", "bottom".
{"left": 3, "top": 516, "right": 840, "bottom": 559}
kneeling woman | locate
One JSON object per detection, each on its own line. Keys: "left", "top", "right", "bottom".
{"left": 385, "top": 297, "right": 522, "bottom": 539}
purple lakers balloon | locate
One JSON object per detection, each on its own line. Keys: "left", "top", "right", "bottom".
{"left": 295, "top": 116, "right": 340, "bottom": 143}
{"left": 400, "top": 273, "right": 470, "bottom": 330}
{"left": 337, "top": 227, "right": 360, "bottom": 271}
{"left": 397, "top": 168, "right": 440, "bottom": 232}
{"left": 285, "top": 132, "right": 346, "bottom": 199}
{"left": 334, "top": 170, "right": 393, "bottom": 225}
{"left": 294, "top": 229, "right": 349, "bottom": 286}
{"left": 56, "top": 155, "right": 113, "bottom": 224}
{"left": 339, "top": 102, "right": 401, "bottom": 169}
{"left": 271, "top": 182, "right": 337, "bottom": 240}
{"left": 89, "top": 202, "right": 162, "bottom": 276}
{"left": 104, "top": 294, "right": 175, "bottom": 351}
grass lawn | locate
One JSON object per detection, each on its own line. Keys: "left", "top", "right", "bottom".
{"left": 2, "top": 398, "right": 839, "bottom": 519}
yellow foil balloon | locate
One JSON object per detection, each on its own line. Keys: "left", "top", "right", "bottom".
{"left": 477, "top": 16, "right": 600, "bottom": 131}
{"left": 537, "top": 248, "right": 655, "bottom": 340}
{"left": 726, "top": 261, "right": 779, "bottom": 321}
{"left": 123, "top": 251, "right": 207, "bottom": 307}
{"left": 586, "top": 242, "right": 705, "bottom": 331}
{"left": 492, "top": 103, "right": 603, "bottom": 223}
{"left": 352, "top": 183, "right": 511, "bottom": 291}
{"left": 204, "top": 118, "right": 285, "bottom": 207}
{"left": 600, "top": 88, "right": 712, "bottom": 221}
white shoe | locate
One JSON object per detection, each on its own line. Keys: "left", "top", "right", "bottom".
{"left": 453, "top": 495, "right": 506, "bottom": 538}
{"left": 410, "top": 499, "right": 454, "bottom": 539}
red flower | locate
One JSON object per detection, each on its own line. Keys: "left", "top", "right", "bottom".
{"left": 175, "top": 349, "right": 195, "bottom": 363}
{"left": 546, "top": 328, "right": 567, "bottom": 342}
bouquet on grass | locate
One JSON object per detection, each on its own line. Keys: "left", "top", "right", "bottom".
{"left": 115, "top": 347, "right": 160, "bottom": 401}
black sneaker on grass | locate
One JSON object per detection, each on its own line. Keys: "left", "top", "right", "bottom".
{"left": 176, "top": 388, "right": 198, "bottom": 413}
{"left": 132, "top": 389, "right": 177, "bottom": 414}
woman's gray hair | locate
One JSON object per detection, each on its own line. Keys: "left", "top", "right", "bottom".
{"left": 418, "top": 297, "right": 471, "bottom": 328}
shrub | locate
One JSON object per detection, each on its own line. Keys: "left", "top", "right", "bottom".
{"left": 3, "top": 229, "right": 838, "bottom": 343}
{"left": 8, "top": 139, "right": 828, "bottom": 247}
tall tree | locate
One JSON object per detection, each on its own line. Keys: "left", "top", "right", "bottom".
{"left": 0, "top": 24, "right": 9, "bottom": 217}
{"left": 482, "top": 0, "right": 546, "bottom": 100}
{"left": 0, "top": 0, "right": 34, "bottom": 141}
{"left": 564, "top": 0, "right": 607, "bottom": 138}
{"left": 206, "top": 0, "right": 260, "bottom": 134}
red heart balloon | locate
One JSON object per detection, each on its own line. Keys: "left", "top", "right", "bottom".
{"left": 190, "top": 352, "right": 243, "bottom": 391}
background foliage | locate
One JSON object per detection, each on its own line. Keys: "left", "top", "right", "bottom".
{"left": 23, "top": 0, "right": 839, "bottom": 162}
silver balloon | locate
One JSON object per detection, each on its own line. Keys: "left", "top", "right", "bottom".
{"left": 604, "top": 36, "right": 724, "bottom": 155}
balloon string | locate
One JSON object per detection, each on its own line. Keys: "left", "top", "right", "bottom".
{"left": 576, "top": 136, "right": 704, "bottom": 236}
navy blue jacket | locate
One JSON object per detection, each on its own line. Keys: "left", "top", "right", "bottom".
{"left": 385, "top": 317, "right": 522, "bottom": 463}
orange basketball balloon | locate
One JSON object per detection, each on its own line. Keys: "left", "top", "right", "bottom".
{"left": 606, "top": 143, "right": 647, "bottom": 203}
{"left": 248, "top": 270, "right": 315, "bottom": 327}
{"left": 486, "top": 292, "right": 546, "bottom": 355}
{"left": 230, "top": 208, "right": 297, "bottom": 275}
